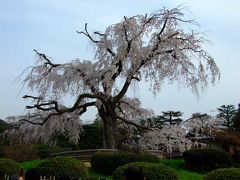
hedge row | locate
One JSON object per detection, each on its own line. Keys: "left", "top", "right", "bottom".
{"left": 91, "top": 152, "right": 160, "bottom": 175}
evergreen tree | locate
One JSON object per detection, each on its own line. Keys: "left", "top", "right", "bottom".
{"left": 139, "top": 116, "right": 165, "bottom": 129}
{"left": 233, "top": 104, "right": 240, "bottom": 131}
{"left": 191, "top": 112, "right": 211, "bottom": 119}
{"left": 161, "top": 111, "right": 183, "bottom": 125}
{"left": 217, "top": 105, "right": 237, "bottom": 129}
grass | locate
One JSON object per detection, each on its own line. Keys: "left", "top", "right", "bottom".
{"left": 20, "top": 158, "right": 204, "bottom": 180}
{"left": 21, "top": 159, "right": 45, "bottom": 170}
{"left": 88, "top": 169, "right": 112, "bottom": 180}
{"left": 160, "top": 159, "right": 204, "bottom": 180}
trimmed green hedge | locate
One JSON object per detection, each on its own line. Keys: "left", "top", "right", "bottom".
{"left": 0, "top": 158, "right": 21, "bottom": 179}
{"left": 37, "top": 157, "right": 87, "bottom": 179}
{"left": 91, "top": 152, "right": 160, "bottom": 175}
{"left": 204, "top": 168, "right": 240, "bottom": 180}
{"left": 183, "top": 148, "right": 233, "bottom": 171}
{"left": 112, "top": 162, "right": 178, "bottom": 180}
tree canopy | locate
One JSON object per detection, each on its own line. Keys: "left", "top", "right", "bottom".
{"left": 12, "top": 6, "right": 220, "bottom": 148}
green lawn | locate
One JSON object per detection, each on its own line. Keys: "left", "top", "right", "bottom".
{"left": 88, "top": 169, "right": 112, "bottom": 180}
{"left": 21, "top": 159, "right": 204, "bottom": 180}
{"left": 22, "top": 159, "right": 45, "bottom": 170}
{"left": 160, "top": 159, "right": 204, "bottom": 180}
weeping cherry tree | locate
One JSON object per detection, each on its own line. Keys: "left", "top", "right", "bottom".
{"left": 16, "top": 7, "right": 220, "bottom": 148}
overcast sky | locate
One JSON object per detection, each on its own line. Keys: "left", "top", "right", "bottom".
{"left": 0, "top": 0, "right": 240, "bottom": 121}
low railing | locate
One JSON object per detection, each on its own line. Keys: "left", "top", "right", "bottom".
{"left": 50, "top": 149, "right": 118, "bottom": 161}
{"left": 50, "top": 149, "right": 163, "bottom": 161}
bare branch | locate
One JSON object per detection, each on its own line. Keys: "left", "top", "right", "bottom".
{"left": 94, "top": 31, "right": 105, "bottom": 36}
{"left": 23, "top": 93, "right": 99, "bottom": 114}
{"left": 20, "top": 101, "right": 96, "bottom": 126}
{"left": 77, "top": 23, "right": 99, "bottom": 43}
{"left": 78, "top": 102, "right": 96, "bottom": 115}
{"left": 78, "top": 24, "right": 116, "bottom": 58}
{"left": 23, "top": 95, "right": 42, "bottom": 100}
{"left": 34, "top": 49, "right": 61, "bottom": 72}
{"left": 106, "top": 48, "right": 115, "bottom": 57}
{"left": 114, "top": 78, "right": 131, "bottom": 102}
{"left": 132, "top": 76, "right": 140, "bottom": 81}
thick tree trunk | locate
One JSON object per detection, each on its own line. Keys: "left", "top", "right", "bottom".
{"left": 98, "top": 106, "right": 117, "bottom": 149}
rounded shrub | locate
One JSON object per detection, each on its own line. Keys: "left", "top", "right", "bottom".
{"left": 37, "top": 157, "right": 87, "bottom": 179}
{"left": 183, "top": 148, "right": 233, "bottom": 171}
{"left": 91, "top": 152, "right": 160, "bottom": 175}
{"left": 0, "top": 158, "right": 21, "bottom": 179}
{"left": 204, "top": 168, "right": 240, "bottom": 180}
{"left": 112, "top": 162, "right": 178, "bottom": 180}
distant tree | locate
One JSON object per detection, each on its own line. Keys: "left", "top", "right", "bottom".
{"left": 187, "top": 113, "right": 212, "bottom": 136}
{"left": 137, "top": 125, "right": 194, "bottom": 156}
{"left": 217, "top": 105, "right": 237, "bottom": 129}
{"left": 0, "top": 119, "right": 9, "bottom": 146}
{"left": 233, "top": 104, "right": 240, "bottom": 131}
{"left": 183, "top": 115, "right": 224, "bottom": 138}
{"left": 139, "top": 115, "right": 165, "bottom": 129}
{"left": 191, "top": 112, "right": 211, "bottom": 119}
{"left": 0, "top": 119, "right": 8, "bottom": 134}
{"left": 12, "top": 7, "right": 219, "bottom": 148}
{"left": 161, "top": 111, "right": 183, "bottom": 125}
